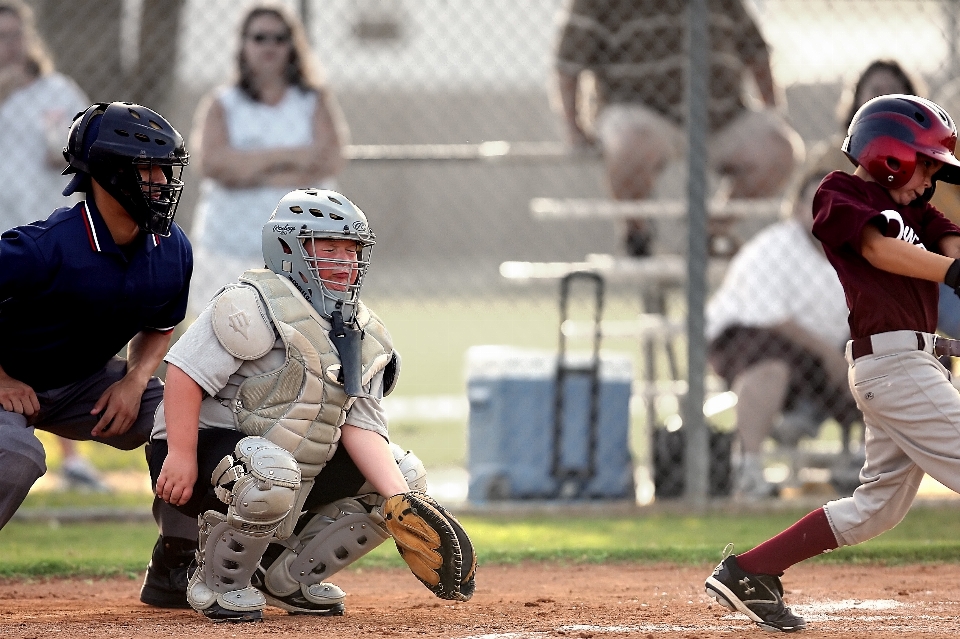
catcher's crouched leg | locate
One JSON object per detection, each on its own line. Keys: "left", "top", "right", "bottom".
{"left": 187, "top": 437, "right": 301, "bottom": 622}
{"left": 257, "top": 444, "right": 426, "bottom": 614}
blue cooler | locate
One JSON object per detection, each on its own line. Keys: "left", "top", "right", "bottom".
{"left": 466, "top": 345, "right": 634, "bottom": 502}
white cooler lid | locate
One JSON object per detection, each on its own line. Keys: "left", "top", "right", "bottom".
{"left": 465, "top": 345, "right": 633, "bottom": 381}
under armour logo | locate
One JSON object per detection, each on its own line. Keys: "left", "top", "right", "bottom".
{"left": 739, "top": 578, "right": 755, "bottom": 595}
{"left": 228, "top": 306, "right": 251, "bottom": 339}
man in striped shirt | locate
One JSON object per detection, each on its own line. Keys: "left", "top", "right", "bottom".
{"left": 553, "top": 0, "right": 802, "bottom": 256}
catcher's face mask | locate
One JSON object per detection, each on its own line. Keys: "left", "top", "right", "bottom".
{"left": 262, "top": 188, "right": 375, "bottom": 324}
{"left": 302, "top": 237, "right": 361, "bottom": 294}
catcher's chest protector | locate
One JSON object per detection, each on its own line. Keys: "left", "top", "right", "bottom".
{"left": 220, "top": 269, "right": 394, "bottom": 481}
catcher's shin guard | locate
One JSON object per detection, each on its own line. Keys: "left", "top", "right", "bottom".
{"left": 257, "top": 445, "right": 426, "bottom": 614}
{"left": 259, "top": 498, "right": 389, "bottom": 614}
{"left": 187, "top": 437, "right": 300, "bottom": 622}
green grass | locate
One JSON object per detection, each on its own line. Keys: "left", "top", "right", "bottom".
{"left": 20, "top": 490, "right": 152, "bottom": 510}
{"left": 4, "top": 505, "right": 960, "bottom": 578}
{"left": 369, "top": 293, "right": 649, "bottom": 396}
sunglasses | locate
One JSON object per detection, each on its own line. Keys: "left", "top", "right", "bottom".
{"left": 247, "top": 31, "right": 291, "bottom": 45}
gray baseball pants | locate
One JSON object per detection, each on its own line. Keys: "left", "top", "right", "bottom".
{"left": 824, "top": 330, "right": 960, "bottom": 546}
{"left": 0, "top": 356, "right": 192, "bottom": 535}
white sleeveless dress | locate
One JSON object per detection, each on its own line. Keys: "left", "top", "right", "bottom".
{"left": 189, "top": 85, "right": 336, "bottom": 316}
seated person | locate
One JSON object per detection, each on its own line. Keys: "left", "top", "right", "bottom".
{"left": 930, "top": 80, "right": 960, "bottom": 338}
{"left": 706, "top": 167, "right": 860, "bottom": 498}
{"left": 552, "top": 0, "right": 802, "bottom": 256}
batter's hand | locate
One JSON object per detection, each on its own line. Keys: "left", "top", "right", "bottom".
{"left": 90, "top": 376, "right": 144, "bottom": 437}
{"left": 155, "top": 450, "right": 197, "bottom": 506}
{"left": 0, "top": 373, "right": 39, "bottom": 417}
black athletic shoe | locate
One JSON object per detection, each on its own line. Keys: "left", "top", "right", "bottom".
{"left": 140, "top": 535, "right": 196, "bottom": 608}
{"left": 200, "top": 603, "right": 264, "bottom": 623}
{"left": 625, "top": 222, "right": 654, "bottom": 257}
{"left": 705, "top": 554, "right": 806, "bottom": 632}
{"left": 253, "top": 569, "right": 346, "bottom": 616}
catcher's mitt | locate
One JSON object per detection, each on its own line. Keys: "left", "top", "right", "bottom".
{"left": 382, "top": 492, "right": 477, "bottom": 601}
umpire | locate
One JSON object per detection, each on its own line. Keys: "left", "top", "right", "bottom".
{"left": 0, "top": 102, "right": 191, "bottom": 528}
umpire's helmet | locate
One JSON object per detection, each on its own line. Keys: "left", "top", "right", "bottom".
{"left": 842, "top": 94, "right": 960, "bottom": 189}
{"left": 262, "top": 189, "right": 375, "bottom": 324}
{"left": 62, "top": 102, "right": 189, "bottom": 236}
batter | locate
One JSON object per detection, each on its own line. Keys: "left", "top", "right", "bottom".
{"left": 704, "top": 94, "right": 960, "bottom": 632}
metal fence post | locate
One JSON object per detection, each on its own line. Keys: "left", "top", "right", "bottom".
{"left": 946, "top": 0, "right": 960, "bottom": 83}
{"left": 684, "top": 0, "right": 710, "bottom": 503}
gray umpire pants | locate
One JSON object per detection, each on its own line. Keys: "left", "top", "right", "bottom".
{"left": 824, "top": 330, "right": 960, "bottom": 546}
{"left": 0, "top": 356, "right": 192, "bottom": 536}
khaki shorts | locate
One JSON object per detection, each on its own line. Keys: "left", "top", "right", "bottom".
{"left": 594, "top": 103, "right": 795, "bottom": 167}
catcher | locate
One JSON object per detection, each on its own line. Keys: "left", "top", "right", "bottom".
{"left": 149, "top": 188, "right": 476, "bottom": 622}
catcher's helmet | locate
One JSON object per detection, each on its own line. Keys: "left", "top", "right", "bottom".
{"left": 842, "top": 94, "right": 960, "bottom": 189}
{"left": 62, "top": 102, "right": 189, "bottom": 236}
{"left": 262, "top": 189, "right": 375, "bottom": 323}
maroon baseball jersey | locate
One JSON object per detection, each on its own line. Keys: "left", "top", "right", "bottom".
{"left": 812, "top": 171, "right": 960, "bottom": 339}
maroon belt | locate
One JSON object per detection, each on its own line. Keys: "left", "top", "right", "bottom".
{"left": 851, "top": 333, "right": 960, "bottom": 359}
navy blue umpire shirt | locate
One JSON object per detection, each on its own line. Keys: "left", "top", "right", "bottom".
{"left": 0, "top": 198, "right": 192, "bottom": 392}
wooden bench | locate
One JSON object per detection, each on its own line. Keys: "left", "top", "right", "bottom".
{"left": 499, "top": 253, "right": 730, "bottom": 285}
{"left": 529, "top": 196, "right": 783, "bottom": 220}
{"left": 343, "top": 141, "right": 599, "bottom": 163}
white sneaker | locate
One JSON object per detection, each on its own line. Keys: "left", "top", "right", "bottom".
{"left": 735, "top": 456, "right": 778, "bottom": 499}
{"left": 60, "top": 457, "right": 111, "bottom": 492}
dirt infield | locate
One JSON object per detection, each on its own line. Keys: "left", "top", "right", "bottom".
{"left": 3, "top": 562, "right": 960, "bottom": 638}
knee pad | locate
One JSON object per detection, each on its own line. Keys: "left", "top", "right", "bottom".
{"left": 187, "top": 437, "right": 301, "bottom": 614}
{"left": 262, "top": 498, "right": 390, "bottom": 598}
{"left": 356, "top": 443, "right": 428, "bottom": 497}
{"left": 212, "top": 436, "right": 301, "bottom": 534}
{"left": 394, "top": 443, "right": 428, "bottom": 493}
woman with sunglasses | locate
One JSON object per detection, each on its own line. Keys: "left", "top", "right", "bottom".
{"left": 188, "top": 2, "right": 349, "bottom": 318}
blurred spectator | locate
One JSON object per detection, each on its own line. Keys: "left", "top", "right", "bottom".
{"left": 808, "top": 59, "right": 923, "bottom": 179}
{"left": 706, "top": 166, "right": 859, "bottom": 498}
{"left": 187, "top": 3, "right": 349, "bottom": 316}
{"left": 929, "top": 79, "right": 960, "bottom": 337}
{"left": 552, "top": 0, "right": 802, "bottom": 257}
{"left": 26, "top": 0, "right": 185, "bottom": 116}
{"left": 0, "top": 0, "right": 88, "bottom": 227}
{"left": 0, "top": 0, "right": 109, "bottom": 494}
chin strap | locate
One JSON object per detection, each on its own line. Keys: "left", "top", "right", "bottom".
{"left": 330, "top": 306, "right": 366, "bottom": 398}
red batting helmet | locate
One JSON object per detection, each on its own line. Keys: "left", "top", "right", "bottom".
{"left": 842, "top": 94, "right": 960, "bottom": 189}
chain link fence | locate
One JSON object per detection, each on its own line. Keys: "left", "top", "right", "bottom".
{"left": 6, "top": 0, "right": 960, "bottom": 503}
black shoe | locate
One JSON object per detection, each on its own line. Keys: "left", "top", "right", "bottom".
{"left": 140, "top": 535, "right": 197, "bottom": 608}
{"left": 625, "top": 222, "right": 654, "bottom": 257}
{"left": 705, "top": 554, "right": 806, "bottom": 632}
{"left": 201, "top": 603, "right": 264, "bottom": 623}
{"left": 253, "top": 568, "right": 345, "bottom": 616}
